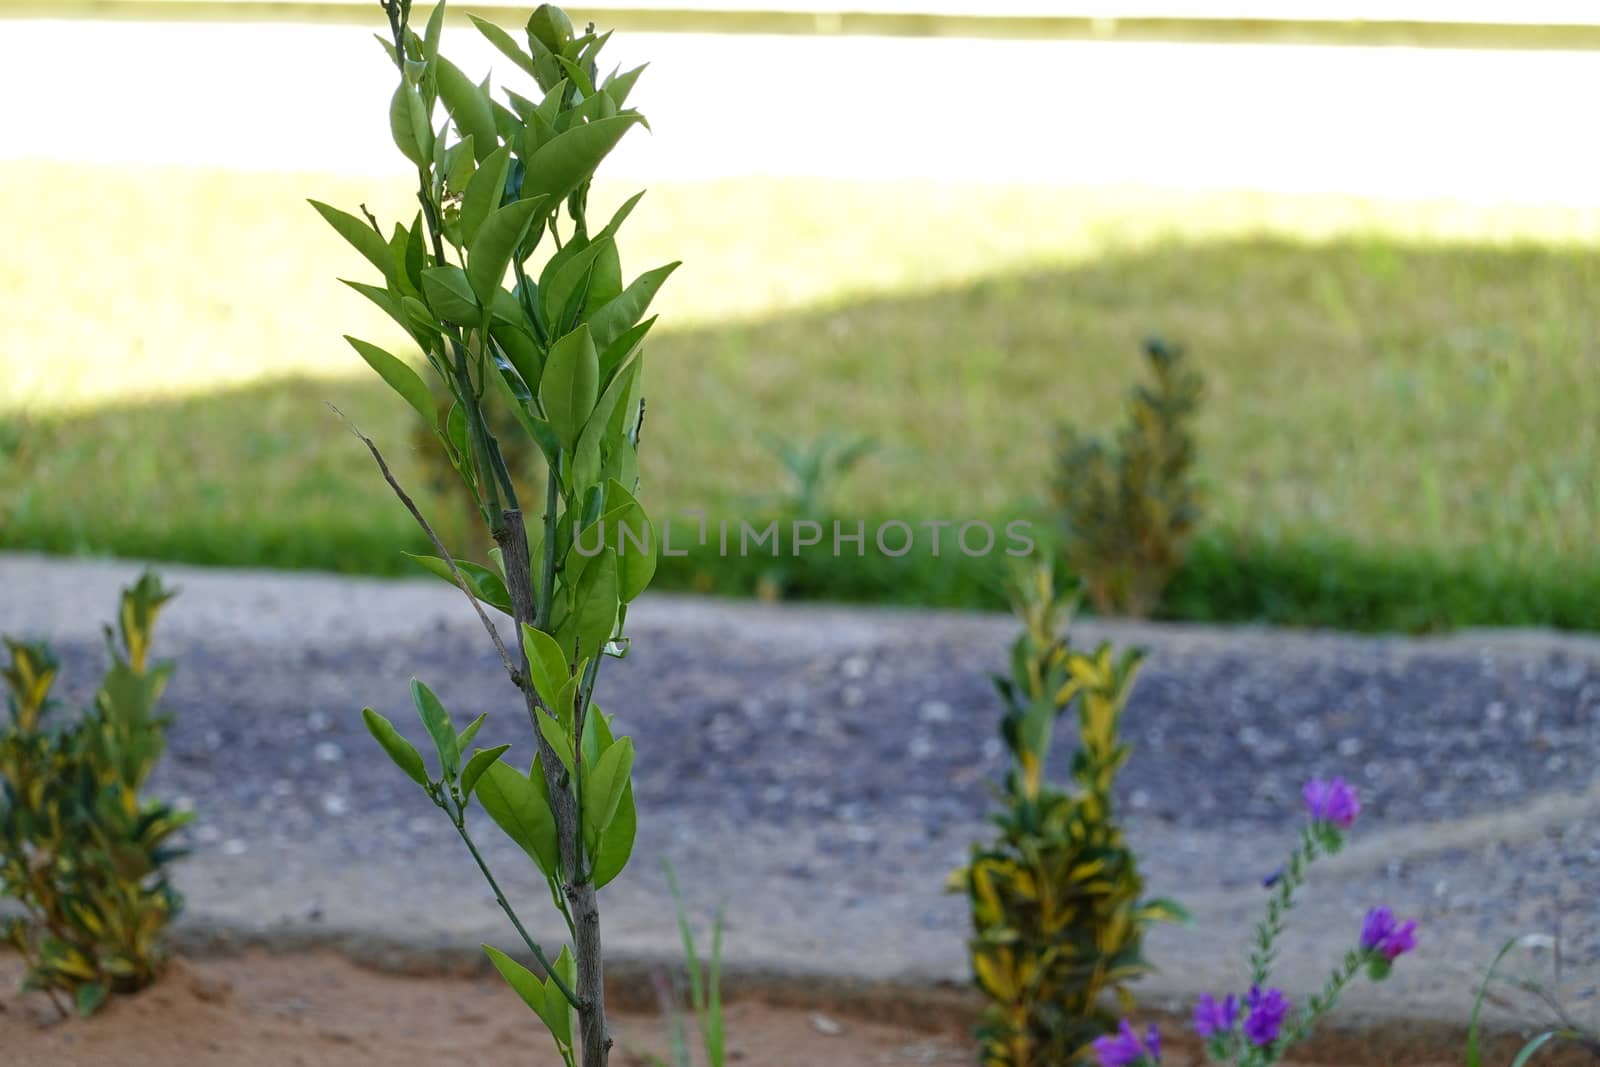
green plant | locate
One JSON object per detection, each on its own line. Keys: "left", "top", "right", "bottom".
{"left": 949, "top": 561, "right": 1186, "bottom": 1067}
{"left": 1467, "top": 936, "right": 1600, "bottom": 1066}
{"left": 320, "top": 4, "right": 672, "bottom": 1064}
{"left": 647, "top": 861, "right": 726, "bottom": 1067}
{"left": 1053, "top": 337, "right": 1203, "bottom": 618}
{"left": 757, "top": 432, "right": 877, "bottom": 521}
{"left": 1100, "top": 778, "right": 1418, "bottom": 1067}
{"left": 0, "top": 572, "right": 189, "bottom": 1017}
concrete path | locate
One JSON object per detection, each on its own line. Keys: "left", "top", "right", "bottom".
{"left": 2, "top": 552, "right": 1598, "bottom": 1043}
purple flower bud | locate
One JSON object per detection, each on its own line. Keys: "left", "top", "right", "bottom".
{"left": 1194, "top": 993, "right": 1240, "bottom": 1038}
{"left": 1093, "top": 1020, "right": 1159, "bottom": 1066}
{"left": 1303, "top": 776, "right": 1360, "bottom": 829}
{"left": 1382, "top": 919, "right": 1418, "bottom": 961}
{"left": 1243, "top": 985, "right": 1291, "bottom": 1047}
{"left": 1360, "top": 906, "right": 1418, "bottom": 961}
{"left": 1360, "top": 906, "right": 1396, "bottom": 951}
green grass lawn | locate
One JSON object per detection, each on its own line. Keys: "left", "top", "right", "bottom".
{"left": 4, "top": 162, "right": 1599, "bottom": 629}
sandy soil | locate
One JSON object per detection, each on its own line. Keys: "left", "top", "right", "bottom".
{"left": 0, "top": 952, "right": 1475, "bottom": 1067}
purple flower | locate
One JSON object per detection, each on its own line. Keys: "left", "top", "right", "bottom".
{"left": 1194, "top": 993, "right": 1240, "bottom": 1038}
{"left": 1093, "top": 1020, "right": 1160, "bottom": 1066}
{"left": 1360, "top": 905, "right": 1396, "bottom": 951}
{"left": 1382, "top": 919, "right": 1418, "bottom": 960}
{"left": 1360, "top": 906, "right": 1419, "bottom": 960}
{"left": 1303, "top": 776, "right": 1360, "bottom": 829}
{"left": 1242, "top": 985, "right": 1291, "bottom": 1046}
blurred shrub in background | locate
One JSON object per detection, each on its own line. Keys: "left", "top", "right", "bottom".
{"left": 1053, "top": 337, "right": 1203, "bottom": 618}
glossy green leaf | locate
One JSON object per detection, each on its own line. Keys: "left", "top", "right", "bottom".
{"left": 519, "top": 114, "right": 644, "bottom": 210}
{"left": 344, "top": 337, "right": 437, "bottom": 429}
{"left": 468, "top": 197, "right": 546, "bottom": 307}
{"left": 603, "top": 64, "right": 647, "bottom": 108}
{"left": 403, "top": 554, "right": 513, "bottom": 615}
{"left": 540, "top": 238, "right": 612, "bottom": 333}
{"left": 538, "top": 710, "right": 575, "bottom": 775}
{"left": 570, "top": 356, "right": 638, "bottom": 490}
{"left": 469, "top": 15, "right": 537, "bottom": 79}
{"left": 483, "top": 944, "right": 555, "bottom": 1028}
{"left": 409, "top": 678, "right": 460, "bottom": 778}
{"left": 457, "top": 711, "right": 488, "bottom": 751}
{"left": 587, "top": 261, "right": 679, "bottom": 351}
{"left": 591, "top": 779, "right": 635, "bottom": 888}
{"left": 361, "top": 707, "right": 429, "bottom": 787}
{"left": 539, "top": 325, "right": 599, "bottom": 451}
{"left": 437, "top": 56, "right": 498, "bottom": 160}
{"left": 309, "top": 200, "right": 396, "bottom": 286}
{"left": 460, "top": 144, "right": 511, "bottom": 245}
{"left": 421, "top": 264, "right": 481, "bottom": 324}
{"left": 572, "top": 548, "right": 618, "bottom": 660}
{"left": 423, "top": 1, "right": 446, "bottom": 61}
{"left": 460, "top": 743, "right": 512, "bottom": 797}
{"left": 476, "top": 760, "right": 560, "bottom": 875}
{"left": 520, "top": 623, "right": 570, "bottom": 710}
{"left": 390, "top": 82, "right": 434, "bottom": 166}
{"left": 582, "top": 735, "right": 633, "bottom": 848}
{"left": 600, "top": 479, "right": 655, "bottom": 601}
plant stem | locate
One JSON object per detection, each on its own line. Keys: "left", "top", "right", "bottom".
{"left": 449, "top": 804, "right": 582, "bottom": 1010}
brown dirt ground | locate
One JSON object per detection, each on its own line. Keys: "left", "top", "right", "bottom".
{"left": 0, "top": 952, "right": 1468, "bottom": 1067}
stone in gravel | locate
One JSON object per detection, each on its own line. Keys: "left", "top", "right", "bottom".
{"left": 313, "top": 742, "right": 343, "bottom": 763}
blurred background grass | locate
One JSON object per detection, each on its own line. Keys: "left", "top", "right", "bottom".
{"left": 4, "top": 159, "right": 1598, "bottom": 630}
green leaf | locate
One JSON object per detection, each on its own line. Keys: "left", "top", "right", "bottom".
{"left": 404, "top": 553, "right": 513, "bottom": 615}
{"left": 421, "top": 264, "right": 481, "bottom": 325}
{"left": 410, "top": 678, "right": 460, "bottom": 779}
{"left": 437, "top": 56, "right": 498, "bottom": 160}
{"left": 600, "top": 479, "right": 655, "bottom": 601}
{"left": 587, "top": 262, "right": 679, "bottom": 351}
{"left": 538, "top": 710, "right": 576, "bottom": 775}
{"left": 591, "top": 779, "right": 635, "bottom": 888}
{"left": 572, "top": 548, "right": 619, "bottom": 660}
{"left": 75, "top": 982, "right": 108, "bottom": 1017}
{"left": 390, "top": 82, "right": 434, "bottom": 166}
{"left": 461, "top": 743, "right": 512, "bottom": 797}
{"left": 1134, "top": 897, "right": 1193, "bottom": 925}
{"left": 520, "top": 623, "right": 570, "bottom": 709}
{"left": 469, "top": 14, "right": 537, "bottom": 79}
{"left": 309, "top": 200, "right": 396, "bottom": 286}
{"left": 603, "top": 64, "right": 647, "bottom": 108}
{"left": 475, "top": 760, "right": 560, "bottom": 875}
{"left": 461, "top": 144, "right": 511, "bottom": 246}
{"left": 582, "top": 736, "right": 633, "bottom": 849}
{"left": 458, "top": 712, "right": 488, "bottom": 751}
{"left": 483, "top": 944, "right": 556, "bottom": 1030}
{"left": 469, "top": 197, "right": 546, "bottom": 307}
{"left": 519, "top": 114, "right": 644, "bottom": 211}
{"left": 344, "top": 337, "right": 437, "bottom": 429}
{"left": 540, "top": 238, "right": 613, "bottom": 334}
{"left": 362, "top": 707, "right": 429, "bottom": 788}
{"left": 539, "top": 325, "right": 599, "bottom": 451}
{"left": 423, "top": 1, "right": 447, "bottom": 61}
{"left": 597, "top": 315, "right": 655, "bottom": 386}
{"left": 571, "top": 357, "right": 639, "bottom": 491}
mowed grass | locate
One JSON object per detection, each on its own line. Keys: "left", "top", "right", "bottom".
{"left": 4, "top": 161, "right": 1600, "bottom": 628}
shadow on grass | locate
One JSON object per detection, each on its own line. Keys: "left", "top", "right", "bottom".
{"left": 4, "top": 234, "right": 1599, "bottom": 631}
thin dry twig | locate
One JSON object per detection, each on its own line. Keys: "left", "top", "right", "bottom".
{"left": 329, "top": 404, "right": 517, "bottom": 679}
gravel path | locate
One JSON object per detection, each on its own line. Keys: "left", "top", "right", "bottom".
{"left": 2, "top": 552, "right": 1597, "bottom": 1034}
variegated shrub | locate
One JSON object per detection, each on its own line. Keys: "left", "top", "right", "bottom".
{"left": 951, "top": 562, "right": 1186, "bottom": 1066}
{"left": 0, "top": 573, "right": 189, "bottom": 1017}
